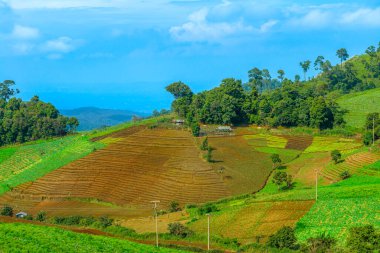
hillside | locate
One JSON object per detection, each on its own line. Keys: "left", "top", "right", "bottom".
{"left": 1, "top": 117, "right": 379, "bottom": 251}
{"left": 61, "top": 107, "right": 149, "bottom": 131}
{"left": 337, "top": 88, "right": 380, "bottom": 129}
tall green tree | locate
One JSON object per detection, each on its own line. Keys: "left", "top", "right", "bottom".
{"left": 314, "top": 56, "right": 325, "bottom": 72}
{"left": 277, "top": 70, "right": 285, "bottom": 82}
{"left": 336, "top": 48, "right": 349, "bottom": 67}
{"left": 309, "top": 96, "right": 334, "bottom": 130}
{"left": 300, "top": 60, "right": 311, "bottom": 81}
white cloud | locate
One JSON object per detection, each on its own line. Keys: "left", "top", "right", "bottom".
{"left": 340, "top": 8, "right": 380, "bottom": 26}
{"left": 259, "top": 20, "right": 278, "bottom": 32}
{"left": 286, "top": 5, "right": 380, "bottom": 29}
{"left": 170, "top": 8, "right": 253, "bottom": 42}
{"left": 11, "top": 24, "right": 39, "bottom": 39}
{"left": 41, "top": 37, "right": 82, "bottom": 53}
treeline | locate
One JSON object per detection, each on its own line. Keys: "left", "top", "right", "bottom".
{"left": 166, "top": 43, "right": 380, "bottom": 130}
{"left": 0, "top": 80, "right": 79, "bottom": 146}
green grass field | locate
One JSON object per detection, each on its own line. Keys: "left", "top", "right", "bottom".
{"left": 337, "top": 87, "right": 380, "bottom": 129}
{"left": 0, "top": 222, "right": 187, "bottom": 253}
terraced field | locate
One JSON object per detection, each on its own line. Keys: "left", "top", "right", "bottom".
{"left": 321, "top": 151, "right": 380, "bottom": 182}
{"left": 0, "top": 127, "right": 230, "bottom": 217}
{"left": 189, "top": 200, "right": 315, "bottom": 244}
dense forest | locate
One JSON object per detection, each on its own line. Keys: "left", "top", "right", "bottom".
{"left": 0, "top": 80, "right": 79, "bottom": 146}
{"left": 166, "top": 43, "right": 380, "bottom": 131}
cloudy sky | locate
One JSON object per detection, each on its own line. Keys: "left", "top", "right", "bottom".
{"left": 1, "top": 0, "right": 380, "bottom": 112}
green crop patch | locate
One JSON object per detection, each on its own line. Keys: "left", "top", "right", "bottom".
{"left": 0, "top": 222, "right": 187, "bottom": 253}
{"left": 304, "top": 137, "right": 362, "bottom": 153}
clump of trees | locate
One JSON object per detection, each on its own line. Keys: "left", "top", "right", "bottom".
{"left": 166, "top": 44, "right": 380, "bottom": 131}
{"left": 0, "top": 80, "right": 79, "bottom": 146}
{"left": 267, "top": 226, "right": 298, "bottom": 250}
{"left": 168, "top": 222, "right": 193, "bottom": 238}
{"left": 346, "top": 225, "right": 379, "bottom": 252}
{"left": 272, "top": 171, "right": 293, "bottom": 190}
{"left": 270, "top": 154, "right": 282, "bottom": 168}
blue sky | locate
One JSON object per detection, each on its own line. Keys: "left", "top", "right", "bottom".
{"left": 1, "top": 0, "right": 380, "bottom": 112}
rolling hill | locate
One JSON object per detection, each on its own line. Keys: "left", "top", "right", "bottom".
{"left": 61, "top": 107, "right": 150, "bottom": 131}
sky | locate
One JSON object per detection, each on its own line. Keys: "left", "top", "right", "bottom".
{"left": 1, "top": 0, "right": 380, "bottom": 112}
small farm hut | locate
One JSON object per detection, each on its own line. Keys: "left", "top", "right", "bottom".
{"left": 16, "top": 212, "right": 28, "bottom": 218}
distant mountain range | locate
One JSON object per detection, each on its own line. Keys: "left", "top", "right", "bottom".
{"left": 60, "top": 107, "right": 150, "bottom": 131}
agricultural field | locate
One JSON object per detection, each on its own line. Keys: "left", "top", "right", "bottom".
{"left": 189, "top": 200, "right": 315, "bottom": 244}
{"left": 337, "top": 87, "right": 380, "bottom": 128}
{"left": 295, "top": 174, "right": 380, "bottom": 245}
{"left": 0, "top": 127, "right": 230, "bottom": 218}
{"left": 0, "top": 222, "right": 187, "bottom": 253}
{"left": 0, "top": 136, "right": 104, "bottom": 195}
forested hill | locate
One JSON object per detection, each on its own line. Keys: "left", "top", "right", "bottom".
{"left": 0, "top": 80, "right": 79, "bottom": 146}
{"left": 166, "top": 43, "right": 380, "bottom": 131}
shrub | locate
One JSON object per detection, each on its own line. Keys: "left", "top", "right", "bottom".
{"left": 304, "top": 233, "right": 336, "bottom": 253}
{"left": 1, "top": 205, "right": 13, "bottom": 217}
{"left": 79, "top": 216, "right": 97, "bottom": 226}
{"left": 200, "top": 137, "right": 209, "bottom": 150}
{"left": 346, "top": 225, "right": 379, "bottom": 252}
{"left": 24, "top": 215, "right": 33, "bottom": 221}
{"left": 331, "top": 150, "right": 342, "bottom": 164}
{"left": 98, "top": 216, "right": 113, "bottom": 228}
{"left": 267, "top": 226, "right": 298, "bottom": 250}
{"left": 363, "top": 132, "right": 373, "bottom": 146}
{"left": 191, "top": 123, "right": 200, "bottom": 137}
{"left": 340, "top": 170, "right": 351, "bottom": 180}
{"left": 168, "top": 201, "right": 181, "bottom": 213}
{"left": 168, "top": 222, "right": 193, "bottom": 238}
{"left": 204, "top": 147, "right": 213, "bottom": 163}
{"left": 198, "top": 203, "right": 219, "bottom": 215}
{"left": 36, "top": 211, "right": 47, "bottom": 222}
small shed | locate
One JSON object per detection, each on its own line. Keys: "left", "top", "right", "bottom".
{"left": 172, "top": 119, "right": 185, "bottom": 125}
{"left": 216, "top": 126, "right": 232, "bottom": 132}
{"left": 16, "top": 212, "right": 28, "bottom": 218}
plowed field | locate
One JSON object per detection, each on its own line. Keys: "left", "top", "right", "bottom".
{"left": 0, "top": 128, "right": 230, "bottom": 217}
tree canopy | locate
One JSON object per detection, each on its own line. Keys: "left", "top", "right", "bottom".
{"left": 0, "top": 81, "right": 79, "bottom": 146}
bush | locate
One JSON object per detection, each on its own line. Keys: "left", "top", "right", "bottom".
{"left": 303, "top": 233, "right": 336, "bottom": 253}
{"left": 331, "top": 150, "right": 342, "bottom": 164}
{"left": 267, "top": 226, "right": 298, "bottom": 250}
{"left": 168, "top": 222, "right": 193, "bottom": 238}
{"left": 191, "top": 123, "right": 200, "bottom": 137}
{"left": 168, "top": 201, "right": 181, "bottom": 213}
{"left": 24, "top": 215, "right": 33, "bottom": 221}
{"left": 200, "top": 137, "right": 209, "bottom": 151}
{"left": 1, "top": 205, "right": 13, "bottom": 217}
{"left": 340, "top": 170, "right": 351, "bottom": 180}
{"left": 98, "top": 216, "right": 113, "bottom": 228}
{"left": 36, "top": 211, "right": 47, "bottom": 222}
{"left": 204, "top": 147, "right": 213, "bottom": 163}
{"left": 198, "top": 203, "right": 219, "bottom": 215}
{"left": 363, "top": 132, "right": 373, "bottom": 146}
{"left": 346, "top": 225, "right": 379, "bottom": 252}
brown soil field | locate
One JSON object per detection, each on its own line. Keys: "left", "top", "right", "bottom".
{"left": 189, "top": 200, "right": 315, "bottom": 244}
{"left": 0, "top": 127, "right": 230, "bottom": 218}
{"left": 207, "top": 135, "right": 273, "bottom": 195}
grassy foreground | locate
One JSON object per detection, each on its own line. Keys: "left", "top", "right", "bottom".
{"left": 0, "top": 222, "right": 187, "bottom": 253}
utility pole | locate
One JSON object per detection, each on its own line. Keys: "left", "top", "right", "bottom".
{"left": 151, "top": 200, "right": 160, "bottom": 248}
{"left": 373, "top": 115, "right": 375, "bottom": 146}
{"left": 315, "top": 169, "right": 318, "bottom": 201}
{"left": 206, "top": 213, "right": 210, "bottom": 251}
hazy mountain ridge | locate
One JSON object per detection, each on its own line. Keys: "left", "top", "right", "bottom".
{"left": 61, "top": 107, "right": 150, "bottom": 131}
